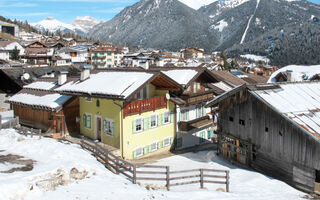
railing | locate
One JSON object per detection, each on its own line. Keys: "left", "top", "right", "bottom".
{"left": 123, "top": 96, "right": 167, "bottom": 118}
{"left": 182, "top": 89, "right": 215, "bottom": 105}
{"left": 16, "top": 126, "right": 43, "bottom": 139}
{"left": 178, "top": 115, "right": 212, "bottom": 132}
{"left": 80, "top": 139, "right": 230, "bottom": 192}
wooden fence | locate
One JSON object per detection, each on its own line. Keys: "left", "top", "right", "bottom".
{"left": 80, "top": 139, "right": 230, "bottom": 192}
{"left": 16, "top": 126, "right": 42, "bottom": 139}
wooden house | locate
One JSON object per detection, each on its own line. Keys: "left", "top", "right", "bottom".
{"left": 19, "top": 41, "right": 54, "bottom": 66}
{"left": 57, "top": 68, "right": 182, "bottom": 159}
{"left": 7, "top": 72, "right": 80, "bottom": 136}
{"left": 206, "top": 81, "right": 320, "bottom": 193}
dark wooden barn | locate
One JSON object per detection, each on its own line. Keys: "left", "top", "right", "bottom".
{"left": 206, "top": 81, "right": 320, "bottom": 194}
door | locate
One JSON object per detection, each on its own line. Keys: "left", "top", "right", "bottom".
{"left": 96, "top": 117, "right": 102, "bottom": 140}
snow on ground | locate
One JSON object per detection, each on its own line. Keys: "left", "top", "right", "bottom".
{"left": 212, "top": 19, "right": 228, "bottom": 32}
{"left": 268, "top": 65, "right": 320, "bottom": 83}
{"left": 178, "top": 0, "right": 218, "bottom": 10}
{"left": 0, "top": 129, "right": 306, "bottom": 200}
{"left": 240, "top": 54, "right": 270, "bottom": 63}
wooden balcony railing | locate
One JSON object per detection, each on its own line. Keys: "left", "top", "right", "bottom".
{"left": 123, "top": 96, "right": 167, "bottom": 118}
{"left": 178, "top": 115, "right": 212, "bottom": 132}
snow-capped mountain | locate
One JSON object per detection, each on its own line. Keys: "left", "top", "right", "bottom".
{"left": 72, "top": 16, "right": 101, "bottom": 33}
{"left": 31, "top": 16, "right": 100, "bottom": 35}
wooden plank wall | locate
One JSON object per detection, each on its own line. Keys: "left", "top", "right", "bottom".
{"left": 218, "top": 90, "right": 320, "bottom": 193}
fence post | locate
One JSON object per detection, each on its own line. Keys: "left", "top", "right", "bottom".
{"left": 24, "top": 127, "right": 27, "bottom": 136}
{"left": 200, "top": 169, "right": 204, "bottom": 189}
{"left": 166, "top": 166, "right": 170, "bottom": 191}
{"left": 31, "top": 128, "right": 33, "bottom": 138}
{"left": 0, "top": 115, "right": 2, "bottom": 130}
{"left": 38, "top": 129, "right": 42, "bottom": 139}
{"left": 132, "top": 165, "right": 137, "bottom": 184}
{"left": 226, "top": 171, "right": 230, "bottom": 192}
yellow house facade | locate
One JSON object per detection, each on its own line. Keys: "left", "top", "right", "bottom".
{"left": 90, "top": 46, "right": 115, "bottom": 69}
{"left": 59, "top": 70, "right": 182, "bottom": 160}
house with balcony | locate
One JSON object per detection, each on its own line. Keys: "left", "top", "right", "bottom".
{"left": 57, "top": 69, "right": 182, "bottom": 160}
{"left": 19, "top": 41, "right": 54, "bottom": 66}
{"left": 158, "top": 67, "right": 222, "bottom": 150}
{"left": 90, "top": 46, "right": 115, "bottom": 68}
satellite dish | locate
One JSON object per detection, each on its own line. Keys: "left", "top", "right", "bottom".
{"left": 23, "top": 73, "right": 30, "bottom": 80}
{"left": 166, "top": 93, "right": 170, "bottom": 100}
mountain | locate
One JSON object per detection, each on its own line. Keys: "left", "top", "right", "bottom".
{"left": 89, "top": 0, "right": 320, "bottom": 66}
{"left": 31, "top": 16, "right": 100, "bottom": 35}
{"left": 72, "top": 16, "right": 101, "bottom": 33}
{"left": 177, "top": 0, "right": 218, "bottom": 10}
{"left": 89, "top": 0, "right": 218, "bottom": 51}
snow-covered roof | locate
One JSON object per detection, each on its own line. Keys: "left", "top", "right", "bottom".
{"left": 211, "top": 81, "right": 233, "bottom": 92}
{"left": 163, "top": 69, "right": 198, "bottom": 85}
{"left": 24, "top": 81, "right": 57, "bottom": 90}
{"left": 268, "top": 65, "right": 320, "bottom": 83}
{"left": 250, "top": 82, "right": 320, "bottom": 140}
{"left": 8, "top": 93, "right": 71, "bottom": 110}
{"left": 56, "top": 71, "right": 155, "bottom": 99}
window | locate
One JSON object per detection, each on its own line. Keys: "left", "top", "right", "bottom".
{"left": 180, "top": 109, "right": 189, "bottom": 121}
{"left": 229, "top": 116, "right": 234, "bottom": 122}
{"left": 83, "top": 113, "right": 92, "bottom": 129}
{"left": 85, "top": 97, "right": 92, "bottom": 102}
{"left": 107, "top": 65, "right": 112, "bottom": 68}
{"left": 150, "top": 114, "right": 157, "bottom": 128}
{"left": 134, "top": 147, "right": 143, "bottom": 158}
{"left": 136, "top": 118, "right": 143, "bottom": 132}
{"left": 150, "top": 142, "right": 158, "bottom": 152}
{"left": 104, "top": 119, "right": 114, "bottom": 136}
{"left": 107, "top": 59, "right": 112, "bottom": 62}
{"left": 197, "top": 82, "right": 201, "bottom": 90}
{"left": 199, "top": 131, "right": 206, "bottom": 143}
{"left": 239, "top": 119, "right": 245, "bottom": 126}
{"left": 279, "top": 131, "right": 283, "bottom": 136}
{"left": 196, "top": 104, "right": 205, "bottom": 118}
{"left": 187, "top": 86, "right": 191, "bottom": 92}
{"left": 164, "top": 111, "right": 171, "bottom": 124}
{"left": 96, "top": 100, "right": 100, "bottom": 107}
{"left": 163, "top": 137, "right": 171, "bottom": 147}
{"left": 193, "top": 82, "right": 197, "bottom": 92}
{"left": 265, "top": 127, "right": 269, "bottom": 132}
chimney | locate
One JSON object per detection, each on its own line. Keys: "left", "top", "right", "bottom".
{"left": 58, "top": 70, "right": 68, "bottom": 85}
{"left": 286, "top": 70, "right": 293, "bottom": 82}
{"left": 81, "top": 64, "right": 91, "bottom": 81}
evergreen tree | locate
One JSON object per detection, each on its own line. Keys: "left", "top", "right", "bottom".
{"left": 10, "top": 46, "right": 20, "bottom": 60}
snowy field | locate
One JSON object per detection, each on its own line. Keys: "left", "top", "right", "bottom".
{"left": 0, "top": 129, "right": 306, "bottom": 200}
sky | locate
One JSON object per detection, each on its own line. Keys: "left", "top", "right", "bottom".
{"left": 0, "top": 0, "right": 319, "bottom": 24}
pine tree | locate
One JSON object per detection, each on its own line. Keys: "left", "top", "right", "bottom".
{"left": 10, "top": 46, "right": 20, "bottom": 61}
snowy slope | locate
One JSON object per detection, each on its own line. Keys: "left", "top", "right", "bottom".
{"left": 31, "top": 16, "right": 100, "bottom": 34}
{"left": 0, "top": 129, "right": 307, "bottom": 200}
{"left": 178, "top": 0, "right": 218, "bottom": 10}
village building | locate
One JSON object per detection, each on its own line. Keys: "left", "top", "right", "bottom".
{"left": 56, "top": 68, "right": 182, "bottom": 159}
{"left": 0, "top": 20, "right": 19, "bottom": 37}
{"left": 268, "top": 65, "right": 320, "bottom": 83}
{"left": 90, "top": 46, "right": 115, "bottom": 68}
{"left": 7, "top": 71, "right": 80, "bottom": 136}
{"left": 180, "top": 47, "right": 204, "bottom": 60}
{"left": 0, "top": 41, "right": 23, "bottom": 61}
{"left": 206, "top": 81, "right": 320, "bottom": 194}
{"left": 122, "top": 53, "right": 154, "bottom": 69}
{"left": 160, "top": 68, "right": 221, "bottom": 150}
{"left": 19, "top": 41, "right": 54, "bottom": 66}
{"left": 59, "top": 45, "right": 89, "bottom": 64}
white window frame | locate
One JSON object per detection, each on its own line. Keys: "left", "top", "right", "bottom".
{"left": 135, "top": 118, "right": 144, "bottom": 133}
{"left": 150, "top": 114, "right": 158, "bottom": 128}
{"left": 180, "top": 109, "right": 189, "bottom": 121}
{"left": 135, "top": 146, "right": 144, "bottom": 158}
{"left": 84, "top": 113, "right": 92, "bottom": 130}
{"left": 150, "top": 141, "right": 158, "bottom": 152}
{"left": 163, "top": 111, "right": 171, "bottom": 124}
{"left": 104, "top": 118, "right": 114, "bottom": 136}
{"left": 163, "top": 137, "right": 172, "bottom": 147}
{"left": 85, "top": 97, "right": 92, "bottom": 102}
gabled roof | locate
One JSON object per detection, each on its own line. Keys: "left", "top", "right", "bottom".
{"left": 56, "top": 70, "right": 182, "bottom": 100}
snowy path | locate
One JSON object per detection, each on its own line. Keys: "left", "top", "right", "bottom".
{"left": 240, "top": 0, "right": 260, "bottom": 44}
{"left": 0, "top": 129, "right": 306, "bottom": 200}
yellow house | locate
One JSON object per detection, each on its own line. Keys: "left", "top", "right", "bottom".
{"left": 57, "top": 69, "right": 182, "bottom": 159}
{"left": 90, "top": 46, "right": 115, "bottom": 69}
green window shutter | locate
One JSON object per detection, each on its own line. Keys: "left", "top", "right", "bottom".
{"left": 196, "top": 106, "right": 199, "bottom": 118}
{"left": 186, "top": 110, "right": 189, "bottom": 120}
{"left": 83, "top": 114, "right": 86, "bottom": 127}
{"left": 158, "top": 114, "right": 163, "bottom": 126}
{"left": 111, "top": 122, "right": 114, "bottom": 136}
{"left": 103, "top": 120, "right": 106, "bottom": 133}
{"left": 170, "top": 111, "right": 174, "bottom": 123}
{"left": 158, "top": 141, "right": 162, "bottom": 149}
{"left": 170, "top": 137, "right": 174, "bottom": 144}
{"left": 144, "top": 118, "right": 148, "bottom": 131}
{"left": 144, "top": 146, "right": 149, "bottom": 155}
{"left": 148, "top": 145, "right": 152, "bottom": 152}
{"left": 207, "top": 130, "right": 213, "bottom": 139}
{"left": 133, "top": 151, "right": 137, "bottom": 159}
{"left": 149, "top": 116, "right": 152, "bottom": 129}
{"left": 132, "top": 120, "right": 136, "bottom": 134}
{"left": 87, "top": 115, "right": 91, "bottom": 129}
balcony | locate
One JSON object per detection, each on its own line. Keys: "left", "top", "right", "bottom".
{"left": 123, "top": 96, "right": 167, "bottom": 118}
{"left": 92, "top": 55, "right": 106, "bottom": 59}
{"left": 91, "top": 61, "right": 106, "bottom": 65}
{"left": 181, "top": 89, "right": 215, "bottom": 105}
{"left": 178, "top": 115, "right": 212, "bottom": 132}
